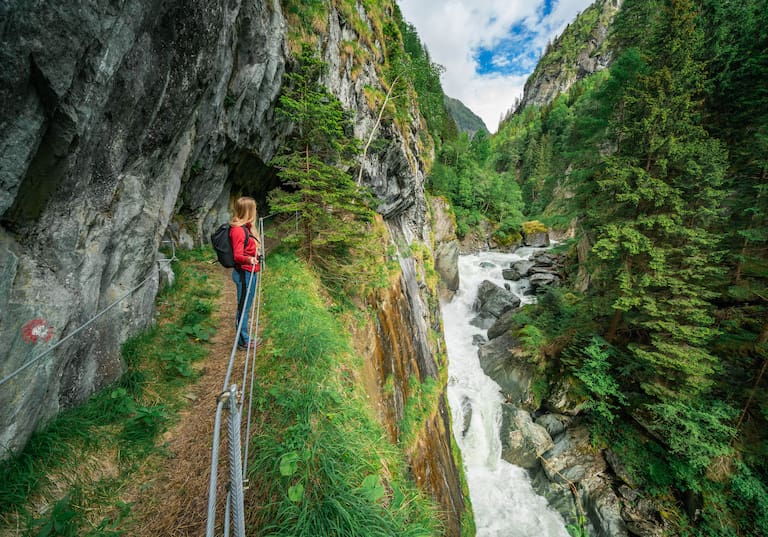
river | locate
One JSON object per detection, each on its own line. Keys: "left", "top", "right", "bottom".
{"left": 442, "top": 249, "right": 570, "bottom": 537}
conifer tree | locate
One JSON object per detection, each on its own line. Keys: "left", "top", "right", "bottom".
{"left": 588, "top": 0, "right": 727, "bottom": 401}
{"left": 269, "top": 45, "right": 373, "bottom": 268}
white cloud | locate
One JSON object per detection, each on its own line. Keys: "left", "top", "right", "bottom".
{"left": 397, "top": 0, "right": 593, "bottom": 132}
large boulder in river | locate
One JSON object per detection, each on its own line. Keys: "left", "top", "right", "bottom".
{"left": 511, "top": 259, "right": 535, "bottom": 277}
{"left": 501, "top": 266, "right": 521, "bottom": 281}
{"left": 477, "top": 332, "right": 536, "bottom": 408}
{"left": 522, "top": 221, "right": 551, "bottom": 247}
{"left": 500, "top": 405, "right": 554, "bottom": 468}
{"left": 473, "top": 280, "right": 521, "bottom": 318}
{"left": 487, "top": 309, "right": 516, "bottom": 340}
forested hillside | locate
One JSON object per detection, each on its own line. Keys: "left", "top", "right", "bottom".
{"left": 444, "top": 96, "right": 488, "bottom": 138}
{"left": 428, "top": 0, "right": 768, "bottom": 534}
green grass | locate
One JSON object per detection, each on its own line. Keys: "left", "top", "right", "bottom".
{"left": 246, "top": 252, "right": 442, "bottom": 536}
{"left": 0, "top": 248, "right": 220, "bottom": 535}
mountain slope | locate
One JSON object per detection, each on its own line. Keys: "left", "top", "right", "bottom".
{"left": 444, "top": 96, "right": 488, "bottom": 137}
{"left": 514, "top": 0, "right": 623, "bottom": 113}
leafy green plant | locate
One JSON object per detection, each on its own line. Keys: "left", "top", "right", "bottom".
{"left": 572, "top": 337, "right": 627, "bottom": 423}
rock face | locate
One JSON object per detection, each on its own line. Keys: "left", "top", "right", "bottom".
{"left": 515, "top": 0, "right": 623, "bottom": 112}
{"left": 0, "top": 0, "right": 429, "bottom": 462}
{"left": 430, "top": 196, "right": 460, "bottom": 299}
{"left": 1, "top": 0, "right": 289, "bottom": 455}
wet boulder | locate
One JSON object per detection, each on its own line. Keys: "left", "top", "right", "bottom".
{"left": 502, "top": 266, "right": 521, "bottom": 281}
{"left": 487, "top": 309, "right": 516, "bottom": 340}
{"left": 460, "top": 396, "right": 473, "bottom": 437}
{"left": 500, "top": 405, "right": 554, "bottom": 468}
{"left": 473, "top": 280, "right": 521, "bottom": 318}
{"left": 510, "top": 259, "right": 534, "bottom": 277}
{"left": 477, "top": 332, "right": 536, "bottom": 408}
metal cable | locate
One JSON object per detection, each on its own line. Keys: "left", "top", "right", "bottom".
{"left": 221, "top": 260, "right": 258, "bottom": 392}
{"left": 205, "top": 398, "right": 227, "bottom": 537}
{"left": 241, "top": 218, "right": 266, "bottom": 477}
{"left": 227, "top": 384, "right": 247, "bottom": 537}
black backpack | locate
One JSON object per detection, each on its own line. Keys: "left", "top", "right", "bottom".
{"left": 211, "top": 224, "right": 251, "bottom": 268}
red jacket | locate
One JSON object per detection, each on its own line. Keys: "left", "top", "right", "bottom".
{"left": 229, "top": 224, "right": 260, "bottom": 272}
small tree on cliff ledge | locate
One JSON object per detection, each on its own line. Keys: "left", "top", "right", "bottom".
{"left": 269, "top": 45, "right": 374, "bottom": 269}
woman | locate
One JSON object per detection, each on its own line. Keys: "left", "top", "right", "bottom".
{"left": 229, "top": 196, "right": 261, "bottom": 350}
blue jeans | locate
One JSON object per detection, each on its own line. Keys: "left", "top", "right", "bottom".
{"left": 232, "top": 268, "right": 258, "bottom": 346}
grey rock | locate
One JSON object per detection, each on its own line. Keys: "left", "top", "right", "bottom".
{"left": 500, "top": 405, "right": 554, "bottom": 468}
{"left": 472, "top": 334, "right": 487, "bottom": 346}
{"left": 511, "top": 260, "right": 534, "bottom": 277}
{"left": 540, "top": 423, "right": 606, "bottom": 484}
{"left": 477, "top": 332, "right": 536, "bottom": 408}
{"left": 487, "top": 309, "right": 516, "bottom": 340}
{"left": 530, "top": 251, "right": 559, "bottom": 266}
{"left": 501, "top": 267, "right": 521, "bottom": 281}
{"left": 579, "top": 474, "right": 629, "bottom": 537}
{"left": 469, "top": 313, "right": 497, "bottom": 330}
{"left": 516, "top": 0, "right": 623, "bottom": 112}
{"left": 530, "top": 265, "right": 559, "bottom": 275}
{"left": 479, "top": 261, "right": 496, "bottom": 268}
{"left": 529, "top": 272, "right": 560, "bottom": 290}
{"left": 430, "top": 197, "right": 459, "bottom": 297}
{"left": 535, "top": 413, "right": 571, "bottom": 439}
{"left": 473, "top": 280, "right": 521, "bottom": 319}
{"left": 523, "top": 231, "right": 551, "bottom": 248}
{"left": 460, "top": 396, "right": 472, "bottom": 437}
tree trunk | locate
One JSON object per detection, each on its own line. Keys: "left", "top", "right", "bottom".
{"left": 606, "top": 309, "right": 622, "bottom": 342}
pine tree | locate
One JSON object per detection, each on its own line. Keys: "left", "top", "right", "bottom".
{"left": 588, "top": 0, "right": 728, "bottom": 401}
{"left": 269, "top": 45, "right": 373, "bottom": 268}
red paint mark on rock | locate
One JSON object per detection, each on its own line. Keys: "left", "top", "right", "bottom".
{"left": 22, "top": 318, "right": 55, "bottom": 344}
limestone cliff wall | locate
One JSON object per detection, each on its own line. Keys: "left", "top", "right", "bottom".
{"left": 1, "top": 0, "right": 288, "bottom": 455}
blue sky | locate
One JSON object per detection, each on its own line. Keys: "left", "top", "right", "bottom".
{"left": 397, "top": 0, "right": 593, "bottom": 132}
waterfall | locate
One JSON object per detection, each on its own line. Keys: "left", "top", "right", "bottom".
{"left": 442, "top": 249, "right": 570, "bottom": 537}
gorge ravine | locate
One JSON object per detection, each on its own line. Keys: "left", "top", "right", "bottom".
{"left": 443, "top": 249, "right": 570, "bottom": 536}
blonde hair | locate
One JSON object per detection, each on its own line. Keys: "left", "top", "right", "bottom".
{"left": 229, "top": 196, "right": 257, "bottom": 227}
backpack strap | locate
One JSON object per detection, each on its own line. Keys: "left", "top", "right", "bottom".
{"left": 241, "top": 225, "right": 255, "bottom": 250}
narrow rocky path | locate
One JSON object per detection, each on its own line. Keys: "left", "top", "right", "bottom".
{"left": 124, "top": 265, "right": 249, "bottom": 536}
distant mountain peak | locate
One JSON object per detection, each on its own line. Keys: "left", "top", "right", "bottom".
{"left": 444, "top": 95, "right": 488, "bottom": 138}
